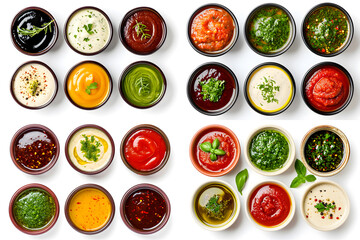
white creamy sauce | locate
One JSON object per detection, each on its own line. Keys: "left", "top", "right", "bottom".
{"left": 13, "top": 63, "right": 56, "bottom": 108}
{"left": 67, "top": 9, "right": 111, "bottom": 53}
{"left": 248, "top": 66, "right": 292, "bottom": 112}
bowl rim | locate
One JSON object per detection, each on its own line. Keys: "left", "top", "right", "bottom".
{"left": 64, "top": 124, "right": 115, "bottom": 175}
{"left": 187, "top": 62, "right": 239, "bottom": 116}
{"left": 64, "top": 6, "right": 113, "bottom": 56}
{"left": 10, "top": 124, "right": 60, "bottom": 175}
{"left": 300, "top": 180, "right": 350, "bottom": 231}
{"left": 300, "top": 125, "right": 350, "bottom": 177}
{"left": 9, "top": 183, "right": 60, "bottom": 235}
{"left": 120, "top": 124, "right": 170, "bottom": 175}
{"left": 119, "top": 6, "right": 167, "bottom": 55}
{"left": 244, "top": 3, "right": 296, "bottom": 57}
{"left": 64, "top": 184, "right": 115, "bottom": 234}
{"left": 187, "top": 3, "right": 239, "bottom": 57}
{"left": 244, "top": 62, "right": 296, "bottom": 115}
{"left": 189, "top": 124, "right": 240, "bottom": 177}
{"left": 244, "top": 125, "right": 296, "bottom": 176}
{"left": 10, "top": 6, "right": 59, "bottom": 56}
{"left": 10, "top": 60, "right": 59, "bottom": 110}
{"left": 301, "top": 61, "right": 354, "bottom": 115}
{"left": 120, "top": 183, "right": 171, "bottom": 234}
{"left": 191, "top": 179, "right": 241, "bottom": 231}
{"left": 245, "top": 179, "right": 295, "bottom": 231}
{"left": 64, "top": 60, "right": 113, "bottom": 110}
{"left": 301, "top": 2, "right": 354, "bottom": 57}
{"left": 118, "top": 61, "right": 167, "bottom": 109}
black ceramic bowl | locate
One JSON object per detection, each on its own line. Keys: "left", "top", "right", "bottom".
{"left": 244, "top": 3, "right": 296, "bottom": 57}
{"left": 301, "top": 3, "right": 354, "bottom": 57}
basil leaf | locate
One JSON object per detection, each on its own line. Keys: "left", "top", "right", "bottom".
{"left": 213, "top": 149, "right": 226, "bottom": 155}
{"left": 235, "top": 169, "right": 248, "bottom": 195}
{"left": 212, "top": 138, "right": 220, "bottom": 149}
{"left": 200, "top": 142, "right": 212, "bottom": 152}
{"left": 295, "top": 159, "right": 306, "bottom": 176}
{"left": 210, "top": 153, "right": 217, "bottom": 161}
{"left": 290, "top": 175, "right": 306, "bottom": 188}
{"left": 305, "top": 174, "right": 316, "bottom": 182}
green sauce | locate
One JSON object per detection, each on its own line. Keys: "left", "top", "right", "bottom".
{"left": 305, "top": 130, "right": 344, "bottom": 172}
{"left": 249, "top": 6, "right": 290, "bottom": 53}
{"left": 13, "top": 188, "right": 56, "bottom": 230}
{"left": 121, "top": 64, "right": 165, "bottom": 107}
{"left": 249, "top": 130, "right": 289, "bottom": 171}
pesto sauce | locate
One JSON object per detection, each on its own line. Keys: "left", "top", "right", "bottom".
{"left": 249, "top": 130, "right": 289, "bottom": 171}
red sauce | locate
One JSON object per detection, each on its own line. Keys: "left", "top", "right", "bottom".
{"left": 191, "top": 7, "right": 235, "bottom": 52}
{"left": 196, "top": 130, "right": 237, "bottom": 172}
{"left": 305, "top": 66, "right": 350, "bottom": 112}
{"left": 124, "top": 188, "right": 167, "bottom": 231}
{"left": 124, "top": 129, "right": 167, "bottom": 172}
{"left": 123, "top": 10, "right": 164, "bottom": 54}
{"left": 249, "top": 183, "right": 291, "bottom": 227}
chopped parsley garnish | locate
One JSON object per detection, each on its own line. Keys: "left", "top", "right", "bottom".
{"left": 80, "top": 135, "right": 102, "bottom": 162}
{"left": 199, "top": 78, "right": 225, "bottom": 102}
{"left": 315, "top": 201, "right": 336, "bottom": 213}
{"left": 83, "top": 23, "right": 94, "bottom": 34}
{"left": 257, "top": 76, "right": 280, "bottom": 104}
{"left": 205, "top": 194, "right": 230, "bottom": 220}
{"left": 85, "top": 82, "right": 98, "bottom": 95}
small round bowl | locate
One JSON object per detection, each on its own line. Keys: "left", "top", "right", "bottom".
{"left": 119, "top": 7, "right": 167, "bottom": 55}
{"left": 301, "top": 62, "right": 353, "bottom": 115}
{"left": 300, "top": 125, "right": 350, "bottom": 177}
{"left": 65, "top": 124, "right": 115, "bottom": 175}
{"left": 120, "top": 124, "right": 170, "bottom": 175}
{"left": 10, "top": 124, "right": 60, "bottom": 175}
{"left": 119, "top": 61, "right": 167, "bottom": 109}
{"left": 244, "top": 62, "right": 296, "bottom": 115}
{"left": 301, "top": 3, "right": 354, "bottom": 57}
{"left": 65, "top": 184, "right": 115, "bottom": 234}
{"left": 245, "top": 125, "right": 295, "bottom": 176}
{"left": 64, "top": 60, "right": 113, "bottom": 110}
{"left": 244, "top": 3, "right": 296, "bottom": 57}
{"left": 10, "top": 61, "right": 58, "bottom": 110}
{"left": 301, "top": 180, "right": 350, "bottom": 231}
{"left": 189, "top": 124, "right": 240, "bottom": 177}
{"left": 9, "top": 183, "right": 60, "bottom": 235}
{"left": 187, "top": 3, "right": 239, "bottom": 57}
{"left": 187, "top": 62, "right": 239, "bottom": 116}
{"left": 192, "top": 180, "right": 240, "bottom": 231}
{"left": 64, "top": 6, "right": 113, "bottom": 55}
{"left": 120, "top": 183, "right": 171, "bottom": 234}
{"left": 246, "top": 180, "right": 295, "bottom": 231}
{"left": 11, "top": 6, "right": 59, "bottom": 56}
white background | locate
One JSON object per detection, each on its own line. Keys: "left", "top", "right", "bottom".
{"left": 1, "top": 0, "right": 359, "bottom": 239}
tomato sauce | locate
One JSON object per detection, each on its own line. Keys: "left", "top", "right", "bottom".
{"left": 249, "top": 183, "right": 291, "bottom": 227}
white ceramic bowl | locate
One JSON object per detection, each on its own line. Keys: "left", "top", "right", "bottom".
{"left": 245, "top": 125, "right": 295, "bottom": 176}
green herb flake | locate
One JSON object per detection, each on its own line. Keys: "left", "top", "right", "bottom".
{"left": 315, "top": 201, "right": 336, "bottom": 213}
{"left": 204, "top": 194, "right": 230, "bottom": 220}
{"left": 133, "top": 20, "right": 151, "bottom": 40}
{"left": 85, "top": 82, "right": 98, "bottom": 95}
{"left": 83, "top": 23, "right": 94, "bottom": 34}
{"left": 257, "top": 76, "right": 280, "bottom": 104}
{"left": 199, "top": 78, "right": 225, "bottom": 102}
{"left": 80, "top": 135, "right": 102, "bottom": 162}
{"left": 83, "top": 37, "right": 90, "bottom": 42}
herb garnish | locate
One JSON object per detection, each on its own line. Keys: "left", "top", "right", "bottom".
{"left": 200, "top": 78, "right": 225, "bottom": 102}
{"left": 200, "top": 138, "right": 226, "bottom": 161}
{"left": 133, "top": 20, "right": 151, "bottom": 40}
{"left": 235, "top": 169, "right": 248, "bottom": 195}
{"left": 83, "top": 37, "right": 90, "bottom": 42}
{"left": 205, "top": 194, "right": 230, "bottom": 220}
{"left": 257, "top": 76, "right": 280, "bottom": 104}
{"left": 85, "top": 82, "right": 98, "bottom": 95}
{"left": 290, "top": 159, "right": 316, "bottom": 188}
{"left": 314, "top": 201, "right": 336, "bottom": 213}
{"left": 17, "top": 20, "right": 54, "bottom": 38}
{"left": 83, "top": 24, "right": 94, "bottom": 34}
{"left": 28, "top": 80, "right": 39, "bottom": 96}
{"left": 80, "top": 135, "right": 102, "bottom": 162}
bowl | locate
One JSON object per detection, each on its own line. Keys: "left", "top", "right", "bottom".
{"left": 65, "top": 124, "right": 115, "bottom": 175}
{"left": 11, "top": 6, "right": 58, "bottom": 56}
{"left": 10, "top": 124, "right": 60, "bottom": 175}
{"left": 120, "top": 183, "right": 171, "bottom": 234}
{"left": 244, "top": 62, "right": 296, "bottom": 115}
{"left": 119, "top": 7, "right": 167, "bottom": 55}
{"left": 64, "top": 60, "right": 113, "bottom": 110}
{"left": 300, "top": 125, "right": 350, "bottom": 177}
{"left": 187, "top": 3, "right": 239, "bottom": 57}
{"left": 10, "top": 61, "right": 58, "bottom": 109}
{"left": 301, "top": 62, "right": 353, "bottom": 115}
{"left": 65, "top": 184, "right": 115, "bottom": 234}
{"left": 187, "top": 62, "right": 239, "bottom": 116}
{"left": 301, "top": 3, "right": 353, "bottom": 57}
{"left": 189, "top": 124, "right": 240, "bottom": 177}
{"left": 64, "top": 6, "right": 113, "bottom": 55}
{"left": 301, "top": 180, "right": 350, "bottom": 231}
{"left": 119, "top": 61, "right": 166, "bottom": 109}
{"left": 120, "top": 124, "right": 170, "bottom": 175}
{"left": 9, "top": 183, "right": 60, "bottom": 235}
{"left": 245, "top": 125, "right": 295, "bottom": 176}
{"left": 192, "top": 180, "right": 240, "bottom": 231}
{"left": 244, "top": 3, "right": 296, "bottom": 57}
{"left": 246, "top": 180, "right": 295, "bottom": 231}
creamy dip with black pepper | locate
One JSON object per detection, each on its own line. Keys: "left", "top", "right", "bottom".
{"left": 66, "top": 8, "right": 111, "bottom": 54}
